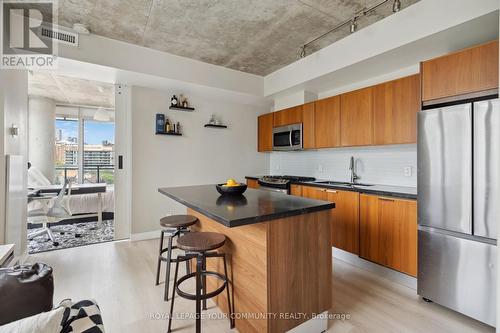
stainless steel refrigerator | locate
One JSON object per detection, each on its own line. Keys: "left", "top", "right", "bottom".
{"left": 418, "top": 97, "right": 499, "bottom": 327}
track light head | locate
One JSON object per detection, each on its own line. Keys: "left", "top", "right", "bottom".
{"left": 350, "top": 18, "right": 358, "bottom": 33}
{"left": 392, "top": 0, "right": 401, "bottom": 12}
{"left": 299, "top": 45, "right": 306, "bottom": 58}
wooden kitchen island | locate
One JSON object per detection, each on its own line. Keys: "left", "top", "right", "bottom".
{"left": 159, "top": 185, "right": 334, "bottom": 333}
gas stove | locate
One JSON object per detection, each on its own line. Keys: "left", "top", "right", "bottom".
{"left": 258, "top": 175, "right": 316, "bottom": 193}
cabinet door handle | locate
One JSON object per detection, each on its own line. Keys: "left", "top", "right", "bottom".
{"left": 378, "top": 197, "right": 395, "bottom": 202}
{"left": 325, "top": 190, "right": 338, "bottom": 193}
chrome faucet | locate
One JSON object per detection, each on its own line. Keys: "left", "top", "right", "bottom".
{"left": 349, "top": 156, "right": 359, "bottom": 184}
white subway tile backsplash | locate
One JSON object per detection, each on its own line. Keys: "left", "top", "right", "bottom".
{"left": 269, "top": 145, "right": 417, "bottom": 187}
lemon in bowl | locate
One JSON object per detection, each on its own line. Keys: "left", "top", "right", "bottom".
{"left": 216, "top": 179, "right": 247, "bottom": 195}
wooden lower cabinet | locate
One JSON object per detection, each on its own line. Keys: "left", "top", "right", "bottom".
{"left": 290, "top": 184, "right": 302, "bottom": 196}
{"left": 290, "top": 186, "right": 417, "bottom": 275}
{"left": 298, "top": 186, "right": 359, "bottom": 254}
{"left": 301, "top": 185, "right": 327, "bottom": 200}
{"left": 246, "top": 179, "right": 260, "bottom": 189}
{"left": 326, "top": 189, "right": 360, "bottom": 255}
{"left": 359, "top": 194, "right": 417, "bottom": 277}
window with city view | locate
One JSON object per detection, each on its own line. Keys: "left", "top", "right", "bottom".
{"left": 55, "top": 117, "right": 79, "bottom": 184}
{"left": 55, "top": 116, "right": 115, "bottom": 185}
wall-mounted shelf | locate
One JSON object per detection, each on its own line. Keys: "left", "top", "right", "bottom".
{"left": 169, "top": 106, "right": 195, "bottom": 112}
{"left": 204, "top": 124, "right": 228, "bottom": 129}
{"left": 156, "top": 131, "right": 182, "bottom": 136}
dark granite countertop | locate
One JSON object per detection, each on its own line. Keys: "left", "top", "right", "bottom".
{"left": 245, "top": 176, "right": 417, "bottom": 200}
{"left": 158, "top": 185, "right": 335, "bottom": 228}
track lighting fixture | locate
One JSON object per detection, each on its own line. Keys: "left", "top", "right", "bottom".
{"left": 392, "top": 0, "right": 401, "bottom": 12}
{"left": 350, "top": 18, "right": 358, "bottom": 33}
{"left": 298, "top": 0, "right": 404, "bottom": 58}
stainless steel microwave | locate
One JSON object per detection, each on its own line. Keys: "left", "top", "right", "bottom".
{"left": 272, "top": 123, "right": 303, "bottom": 151}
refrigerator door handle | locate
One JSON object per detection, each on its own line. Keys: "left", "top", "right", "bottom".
{"left": 473, "top": 98, "right": 500, "bottom": 240}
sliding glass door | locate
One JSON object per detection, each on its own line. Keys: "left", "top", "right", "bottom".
{"left": 83, "top": 120, "right": 115, "bottom": 184}
{"left": 55, "top": 117, "right": 80, "bottom": 184}
{"left": 54, "top": 108, "right": 115, "bottom": 185}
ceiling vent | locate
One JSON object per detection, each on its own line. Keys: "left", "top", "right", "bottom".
{"left": 37, "top": 24, "right": 79, "bottom": 47}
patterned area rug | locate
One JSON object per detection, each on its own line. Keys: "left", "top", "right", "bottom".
{"left": 28, "top": 220, "right": 114, "bottom": 254}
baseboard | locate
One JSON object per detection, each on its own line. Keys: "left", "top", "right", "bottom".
{"left": 332, "top": 247, "right": 417, "bottom": 290}
{"left": 130, "top": 230, "right": 161, "bottom": 242}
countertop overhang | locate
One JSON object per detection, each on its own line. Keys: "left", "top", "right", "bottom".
{"left": 159, "top": 185, "right": 334, "bottom": 228}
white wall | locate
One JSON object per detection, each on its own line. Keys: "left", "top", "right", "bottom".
{"left": 28, "top": 97, "right": 56, "bottom": 182}
{"left": 270, "top": 145, "right": 416, "bottom": 187}
{"left": 273, "top": 90, "right": 318, "bottom": 111}
{"left": 0, "top": 70, "right": 28, "bottom": 256}
{"left": 131, "top": 86, "right": 269, "bottom": 235}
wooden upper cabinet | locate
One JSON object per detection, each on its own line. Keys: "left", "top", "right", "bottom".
{"left": 273, "top": 105, "right": 303, "bottom": 127}
{"left": 421, "top": 40, "right": 499, "bottom": 101}
{"left": 373, "top": 74, "right": 420, "bottom": 145}
{"left": 359, "top": 194, "right": 417, "bottom": 277}
{"left": 326, "top": 189, "right": 359, "bottom": 255}
{"left": 315, "top": 95, "right": 341, "bottom": 148}
{"left": 302, "top": 102, "right": 316, "bottom": 149}
{"left": 340, "top": 87, "right": 374, "bottom": 147}
{"left": 258, "top": 113, "right": 273, "bottom": 152}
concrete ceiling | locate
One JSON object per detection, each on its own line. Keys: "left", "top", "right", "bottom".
{"left": 52, "top": 0, "right": 420, "bottom": 76}
{"left": 28, "top": 71, "right": 115, "bottom": 108}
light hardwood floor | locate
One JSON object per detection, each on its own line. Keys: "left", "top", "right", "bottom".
{"left": 29, "top": 240, "right": 494, "bottom": 333}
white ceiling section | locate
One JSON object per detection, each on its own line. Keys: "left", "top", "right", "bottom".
{"left": 28, "top": 71, "right": 115, "bottom": 108}
{"left": 56, "top": 106, "right": 115, "bottom": 121}
{"left": 264, "top": 0, "right": 500, "bottom": 97}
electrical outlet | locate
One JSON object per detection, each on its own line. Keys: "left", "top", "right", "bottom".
{"left": 318, "top": 164, "right": 324, "bottom": 173}
{"left": 404, "top": 166, "right": 412, "bottom": 177}
{"left": 275, "top": 164, "right": 281, "bottom": 171}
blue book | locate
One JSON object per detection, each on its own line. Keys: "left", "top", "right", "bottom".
{"left": 156, "top": 114, "right": 165, "bottom": 133}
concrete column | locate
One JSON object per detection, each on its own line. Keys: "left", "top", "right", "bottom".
{"left": 28, "top": 96, "right": 56, "bottom": 182}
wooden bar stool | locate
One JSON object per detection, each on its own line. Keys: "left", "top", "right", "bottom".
{"left": 167, "top": 232, "right": 234, "bottom": 333}
{"left": 155, "top": 215, "right": 198, "bottom": 301}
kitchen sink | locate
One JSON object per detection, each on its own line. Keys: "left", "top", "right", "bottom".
{"left": 312, "top": 181, "right": 374, "bottom": 187}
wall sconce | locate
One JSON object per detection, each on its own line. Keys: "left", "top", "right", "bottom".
{"left": 10, "top": 124, "right": 19, "bottom": 137}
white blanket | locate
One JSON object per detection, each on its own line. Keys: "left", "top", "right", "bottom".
{"left": 28, "top": 186, "right": 114, "bottom": 216}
